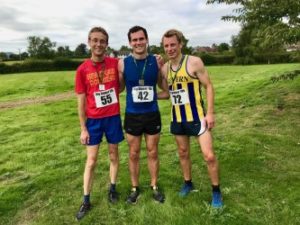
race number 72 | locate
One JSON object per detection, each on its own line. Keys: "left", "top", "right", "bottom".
{"left": 170, "top": 89, "right": 190, "bottom": 105}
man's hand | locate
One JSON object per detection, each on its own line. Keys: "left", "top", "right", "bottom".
{"left": 80, "top": 129, "right": 90, "bottom": 145}
{"left": 154, "top": 54, "right": 164, "bottom": 69}
{"left": 205, "top": 113, "right": 215, "bottom": 130}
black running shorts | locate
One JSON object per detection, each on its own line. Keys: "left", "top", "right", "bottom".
{"left": 170, "top": 119, "right": 207, "bottom": 136}
{"left": 124, "top": 111, "right": 161, "bottom": 136}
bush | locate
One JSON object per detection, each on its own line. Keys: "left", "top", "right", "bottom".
{"left": 197, "top": 53, "right": 235, "bottom": 65}
{"left": 233, "top": 56, "right": 255, "bottom": 65}
{"left": 0, "top": 58, "right": 82, "bottom": 74}
{"left": 199, "top": 53, "right": 216, "bottom": 65}
{"left": 253, "top": 52, "right": 297, "bottom": 64}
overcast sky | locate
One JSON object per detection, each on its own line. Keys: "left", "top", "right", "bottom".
{"left": 0, "top": 0, "right": 241, "bottom": 53}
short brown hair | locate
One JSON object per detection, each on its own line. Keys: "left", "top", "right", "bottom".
{"left": 88, "top": 27, "right": 109, "bottom": 43}
{"left": 162, "top": 29, "right": 183, "bottom": 44}
{"left": 127, "top": 26, "right": 148, "bottom": 42}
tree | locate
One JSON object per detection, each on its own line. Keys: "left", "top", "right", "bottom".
{"left": 57, "top": 46, "right": 65, "bottom": 56}
{"left": 9, "top": 53, "right": 20, "bottom": 61}
{"left": 231, "top": 24, "right": 256, "bottom": 64}
{"left": 20, "top": 52, "right": 29, "bottom": 60}
{"left": 27, "top": 36, "right": 56, "bottom": 59}
{"left": 106, "top": 46, "right": 118, "bottom": 57}
{"left": 27, "top": 36, "right": 40, "bottom": 57}
{"left": 56, "top": 46, "right": 73, "bottom": 57}
{"left": 74, "top": 43, "right": 88, "bottom": 57}
{"left": 119, "top": 45, "right": 131, "bottom": 52}
{"left": 149, "top": 45, "right": 163, "bottom": 54}
{"left": 217, "top": 43, "right": 230, "bottom": 52}
{"left": 118, "top": 45, "right": 131, "bottom": 57}
{"left": 182, "top": 35, "right": 193, "bottom": 54}
{"left": 206, "top": 0, "right": 300, "bottom": 47}
{"left": 0, "top": 52, "right": 8, "bottom": 61}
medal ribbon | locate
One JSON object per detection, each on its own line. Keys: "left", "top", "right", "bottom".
{"left": 92, "top": 59, "right": 105, "bottom": 84}
{"left": 133, "top": 56, "right": 148, "bottom": 83}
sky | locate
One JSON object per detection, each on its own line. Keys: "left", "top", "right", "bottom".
{"left": 0, "top": 0, "right": 241, "bottom": 53}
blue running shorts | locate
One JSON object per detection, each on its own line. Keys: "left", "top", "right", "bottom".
{"left": 86, "top": 115, "right": 124, "bottom": 145}
{"left": 170, "top": 119, "right": 207, "bottom": 136}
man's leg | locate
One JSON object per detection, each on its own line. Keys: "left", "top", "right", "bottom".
{"left": 197, "top": 130, "right": 223, "bottom": 207}
{"left": 126, "top": 133, "right": 142, "bottom": 204}
{"left": 127, "top": 133, "right": 142, "bottom": 187}
{"left": 108, "top": 143, "right": 119, "bottom": 184}
{"left": 196, "top": 131, "right": 219, "bottom": 185}
{"left": 144, "top": 133, "right": 160, "bottom": 187}
{"left": 175, "top": 135, "right": 194, "bottom": 197}
{"left": 175, "top": 135, "right": 191, "bottom": 181}
{"left": 83, "top": 145, "right": 99, "bottom": 195}
{"left": 76, "top": 145, "right": 99, "bottom": 220}
{"left": 145, "top": 133, "right": 165, "bottom": 203}
{"left": 107, "top": 143, "right": 119, "bottom": 203}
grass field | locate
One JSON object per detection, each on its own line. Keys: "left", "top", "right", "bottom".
{"left": 0, "top": 64, "right": 299, "bottom": 225}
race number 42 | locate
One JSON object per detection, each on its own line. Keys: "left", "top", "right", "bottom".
{"left": 132, "top": 86, "right": 154, "bottom": 103}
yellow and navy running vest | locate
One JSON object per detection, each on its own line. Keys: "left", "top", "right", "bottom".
{"left": 167, "top": 55, "right": 205, "bottom": 122}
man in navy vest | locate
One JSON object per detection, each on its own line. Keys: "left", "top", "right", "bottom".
{"left": 118, "top": 25, "right": 168, "bottom": 204}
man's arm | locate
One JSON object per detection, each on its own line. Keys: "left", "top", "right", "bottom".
{"left": 118, "top": 59, "right": 125, "bottom": 93}
{"left": 157, "top": 63, "right": 170, "bottom": 100}
{"left": 191, "top": 56, "right": 215, "bottom": 129}
{"left": 154, "top": 54, "right": 164, "bottom": 70}
{"left": 77, "top": 93, "right": 90, "bottom": 144}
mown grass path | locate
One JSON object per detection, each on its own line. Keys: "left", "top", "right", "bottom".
{"left": 0, "top": 91, "right": 74, "bottom": 109}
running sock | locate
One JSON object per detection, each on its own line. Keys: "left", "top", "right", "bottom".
{"left": 185, "top": 180, "right": 193, "bottom": 186}
{"left": 151, "top": 185, "right": 158, "bottom": 190}
{"left": 212, "top": 185, "right": 221, "bottom": 193}
{"left": 83, "top": 194, "right": 90, "bottom": 204}
{"left": 110, "top": 183, "right": 116, "bottom": 192}
{"left": 132, "top": 186, "right": 139, "bottom": 192}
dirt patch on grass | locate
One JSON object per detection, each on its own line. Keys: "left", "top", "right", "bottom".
{"left": 0, "top": 91, "right": 75, "bottom": 110}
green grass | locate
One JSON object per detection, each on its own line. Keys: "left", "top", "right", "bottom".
{"left": 0, "top": 63, "right": 299, "bottom": 225}
{"left": 0, "top": 71, "right": 74, "bottom": 102}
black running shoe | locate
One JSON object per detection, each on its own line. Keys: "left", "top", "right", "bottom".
{"left": 152, "top": 186, "right": 165, "bottom": 203}
{"left": 126, "top": 187, "right": 140, "bottom": 204}
{"left": 76, "top": 202, "right": 91, "bottom": 221}
{"left": 108, "top": 189, "right": 119, "bottom": 203}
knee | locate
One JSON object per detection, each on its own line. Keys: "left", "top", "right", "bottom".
{"left": 109, "top": 150, "right": 119, "bottom": 164}
{"left": 129, "top": 150, "right": 140, "bottom": 162}
{"left": 178, "top": 147, "right": 189, "bottom": 159}
{"left": 204, "top": 153, "right": 217, "bottom": 164}
{"left": 86, "top": 158, "right": 97, "bottom": 170}
{"left": 147, "top": 148, "right": 158, "bottom": 160}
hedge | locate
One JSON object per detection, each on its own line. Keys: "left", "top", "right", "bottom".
{"left": 195, "top": 53, "right": 235, "bottom": 65}
{"left": 0, "top": 58, "right": 82, "bottom": 74}
{"left": 195, "top": 51, "right": 299, "bottom": 65}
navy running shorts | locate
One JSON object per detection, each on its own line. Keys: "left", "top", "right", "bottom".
{"left": 170, "top": 119, "right": 206, "bottom": 136}
{"left": 124, "top": 111, "right": 161, "bottom": 136}
{"left": 86, "top": 115, "right": 124, "bottom": 145}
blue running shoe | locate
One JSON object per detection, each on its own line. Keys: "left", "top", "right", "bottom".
{"left": 179, "top": 183, "right": 194, "bottom": 197}
{"left": 211, "top": 191, "right": 223, "bottom": 208}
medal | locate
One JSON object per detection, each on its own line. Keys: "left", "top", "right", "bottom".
{"left": 133, "top": 56, "right": 147, "bottom": 87}
{"left": 139, "top": 79, "right": 144, "bottom": 86}
{"left": 99, "top": 84, "right": 105, "bottom": 90}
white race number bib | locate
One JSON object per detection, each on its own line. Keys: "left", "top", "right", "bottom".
{"left": 94, "top": 88, "right": 118, "bottom": 108}
{"left": 132, "top": 86, "right": 154, "bottom": 103}
{"left": 169, "top": 89, "right": 190, "bottom": 105}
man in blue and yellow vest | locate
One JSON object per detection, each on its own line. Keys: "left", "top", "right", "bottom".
{"left": 161, "top": 29, "right": 223, "bottom": 208}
